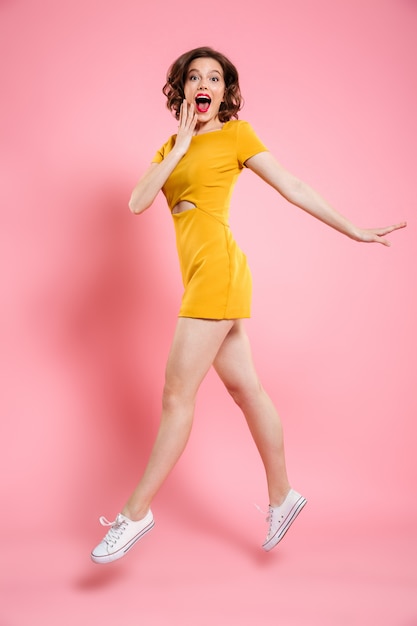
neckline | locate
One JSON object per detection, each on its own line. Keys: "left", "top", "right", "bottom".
{"left": 193, "top": 120, "right": 231, "bottom": 137}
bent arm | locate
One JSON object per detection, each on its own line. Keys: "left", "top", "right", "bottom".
{"left": 245, "top": 151, "right": 406, "bottom": 246}
{"left": 129, "top": 100, "right": 199, "bottom": 215}
{"left": 129, "top": 149, "right": 183, "bottom": 214}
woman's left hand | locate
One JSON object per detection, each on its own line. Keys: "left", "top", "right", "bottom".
{"left": 246, "top": 152, "right": 407, "bottom": 246}
{"left": 354, "top": 222, "right": 407, "bottom": 246}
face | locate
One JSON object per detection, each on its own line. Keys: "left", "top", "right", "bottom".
{"left": 183, "top": 57, "right": 226, "bottom": 128}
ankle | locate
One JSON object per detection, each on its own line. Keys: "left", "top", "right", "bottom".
{"left": 121, "top": 505, "right": 150, "bottom": 522}
{"left": 269, "top": 487, "right": 292, "bottom": 508}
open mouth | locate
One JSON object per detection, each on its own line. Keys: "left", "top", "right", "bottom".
{"left": 195, "top": 94, "right": 211, "bottom": 113}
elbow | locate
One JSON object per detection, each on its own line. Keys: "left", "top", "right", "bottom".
{"left": 129, "top": 195, "right": 148, "bottom": 215}
{"left": 128, "top": 198, "right": 140, "bottom": 214}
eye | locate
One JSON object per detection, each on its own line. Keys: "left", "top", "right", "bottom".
{"left": 189, "top": 74, "right": 199, "bottom": 81}
{"left": 210, "top": 76, "right": 219, "bottom": 82}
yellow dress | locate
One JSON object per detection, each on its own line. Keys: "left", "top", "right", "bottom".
{"left": 152, "top": 120, "right": 267, "bottom": 319}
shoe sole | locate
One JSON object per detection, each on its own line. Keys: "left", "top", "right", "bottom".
{"left": 91, "top": 519, "right": 155, "bottom": 564}
{"left": 262, "top": 496, "right": 307, "bottom": 552}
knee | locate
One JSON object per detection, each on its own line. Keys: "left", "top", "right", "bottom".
{"left": 162, "top": 382, "right": 195, "bottom": 413}
{"left": 224, "top": 379, "right": 263, "bottom": 409}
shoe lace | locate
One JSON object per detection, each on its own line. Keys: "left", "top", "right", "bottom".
{"left": 99, "top": 515, "right": 127, "bottom": 548}
{"left": 254, "top": 503, "right": 274, "bottom": 540}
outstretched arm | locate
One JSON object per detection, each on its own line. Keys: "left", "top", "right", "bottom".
{"left": 245, "top": 151, "right": 406, "bottom": 246}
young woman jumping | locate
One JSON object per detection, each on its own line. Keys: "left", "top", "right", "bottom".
{"left": 91, "top": 47, "right": 406, "bottom": 564}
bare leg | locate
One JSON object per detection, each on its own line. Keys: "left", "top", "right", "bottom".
{"left": 213, "top": 320, "right": 290, "bottom": 506}
{"left": 122, "top": 317, "right": 235, "bottom": 521}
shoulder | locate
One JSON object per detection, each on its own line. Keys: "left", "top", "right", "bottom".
{"left": 221, "top": 121, "right": 268, "bottom": 167}
{"left": 223, "top": 119, "right": 253, "bottom": 133}
{"left": 224, "top": 120, "right": 264, "bottom": 143}
{"left": 162, "top": 134, "right": 177, "bottom": 149}
{"left": 152, "top": 134, "right": 177, "bottom": 162}
{"left": 224, "top": 120, "right": 268, "bottom": 163}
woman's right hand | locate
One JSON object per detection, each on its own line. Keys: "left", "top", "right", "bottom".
{"left": 129, "top": 100, "right": 198, "bottom": 215}
{"left": 174, "top": 100, "right": 198, "bottom": 156}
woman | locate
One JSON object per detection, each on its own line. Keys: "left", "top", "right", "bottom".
{"left": 91, "top": 47, "right": 405, "bottom": 564}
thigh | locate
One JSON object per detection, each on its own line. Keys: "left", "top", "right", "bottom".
{"left": 213, "top": 320, "right": 260, "bottom": 392}
{"left": 165, "top": 317, "right": 235, "bottom": 397}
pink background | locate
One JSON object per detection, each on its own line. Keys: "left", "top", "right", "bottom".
{"left": 1, "top": 0, "right": 416, "bottom": 624}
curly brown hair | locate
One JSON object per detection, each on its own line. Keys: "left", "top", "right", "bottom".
{"left": 162, "top": 47, "right": 243, "bottom": 123}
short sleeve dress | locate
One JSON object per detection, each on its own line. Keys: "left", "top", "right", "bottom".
{"left": 152, "top": 120, "right": 267, "bottom": 320}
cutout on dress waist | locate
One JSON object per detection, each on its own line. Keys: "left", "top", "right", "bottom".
{"left": 172, "top": 201, "right": 197, "bottom": 215}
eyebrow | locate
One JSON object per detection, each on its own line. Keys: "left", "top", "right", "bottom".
{"left": 187, "top": 67, "right": 222, "bottom": 75}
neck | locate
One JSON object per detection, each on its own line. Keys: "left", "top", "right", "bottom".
{"left": 194, "top": 118, "right": 223, "bottom": 135}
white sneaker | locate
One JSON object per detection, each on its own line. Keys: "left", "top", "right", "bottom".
{"left": 91, "top": 510, "right": 154, "bottom": 564}
{"left": 262, "top": 489, "right": 307, "bottom": 551}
